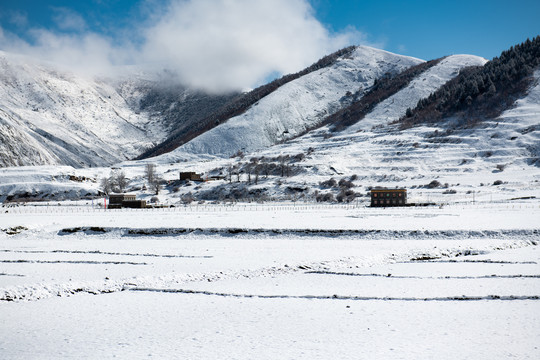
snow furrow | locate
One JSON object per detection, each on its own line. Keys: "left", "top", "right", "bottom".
{"left": 129, "top": 288, "right": 540, "bottom": 302}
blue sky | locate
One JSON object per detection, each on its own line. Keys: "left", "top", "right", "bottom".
{"left": 312, "top": 0, "right": 540, "bottom": 60}
{"left": 1, "top": 0, "right": 539, "bottom": 90}
{"left": 2, "top": 0, "right": 539, "bottom": 60}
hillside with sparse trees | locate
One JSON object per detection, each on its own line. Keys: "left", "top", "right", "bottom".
{"left": 398, "top": 36, "right": 540, "bottom": 129}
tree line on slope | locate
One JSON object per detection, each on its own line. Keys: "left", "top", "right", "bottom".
{"left": 137, "top": 46, "right": 357, "bottom": 159}
{"left": 399, "top": 36, "right": 540, "bottom": 129}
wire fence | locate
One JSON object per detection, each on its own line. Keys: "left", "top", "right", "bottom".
{"left": 2, "top": 199, "right": 539, "bottom": 214}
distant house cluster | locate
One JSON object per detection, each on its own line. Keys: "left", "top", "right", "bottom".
{"left": 180, "top": 172, "right": 203, "bottom": 181}
{"left": 180, "top": 172, "right": 224, "bottom": 182}
{"left": 370, "top": 188, "right": 407, "bottom": 207}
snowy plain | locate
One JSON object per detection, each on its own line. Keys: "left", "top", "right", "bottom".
{"left": 0, "top": 203, "right": 539, "bottom": 359}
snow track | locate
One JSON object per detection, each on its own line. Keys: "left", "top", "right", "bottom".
{"left": 131, "top": 288, "right": 540, "bottom": 302}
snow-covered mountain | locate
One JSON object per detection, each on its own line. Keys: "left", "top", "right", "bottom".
{"left": 0, "top": 52, "right": 235, "bottom": 168}
{"left": 162, "top": 46, "right": 423, "bottom": 160}
{"left": 1, "top": 39, "right": 539, "bottom": 205}
{"left": 159, "top": 53, "right": 486, "bottom": 163}
{"left": 0, "top": 45, "right": 425, "bottom": 167}
{"left": 0, "top": 51, "right": 165, "bottom": 167}
{"left": 156, "top": 68, "right": 538, "bottom": 205}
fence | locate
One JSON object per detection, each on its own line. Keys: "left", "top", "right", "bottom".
{"left": 2, "top": 199, "right": 539, "bottom": 215}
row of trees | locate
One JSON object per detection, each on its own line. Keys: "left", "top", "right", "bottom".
{"left": 216, "top": 153, "right": 308, "bottom": 185}
{"left": 100, "top": 163, "right": 163, "bottom": 195}
{"left": 100, "top": 170, "right": 129, "bottom": 194}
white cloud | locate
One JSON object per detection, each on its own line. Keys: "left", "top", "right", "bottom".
{"left": 141, "top": 0, "right": 364, "bottom": 92}
{"left": 0, "top": 0, "right": 369, "bottom": 92}
{"left": 51, "top": 7, "right": 88, "bottom": 32}
{"left": 8, "top": 11, "right": 29, "bottom": 28}
{"left": 0, "top": 26, "right": 136, "bottom": 76}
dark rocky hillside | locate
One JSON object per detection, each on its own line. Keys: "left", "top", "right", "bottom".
{"left": 135, "top": 84, "right": 239, "bottom": 143}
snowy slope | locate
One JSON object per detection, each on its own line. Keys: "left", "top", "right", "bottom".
{"left": 0, "top": 51, "right": 169, "bottom": 168}
{"left": 249, "top": 69, "right": 540, "bottom": 202}
{"left": 160, "top": 46, "right": 423, "bottom": 160}
{"left": 0, "top": 165, "right": 102, "bottom": 202}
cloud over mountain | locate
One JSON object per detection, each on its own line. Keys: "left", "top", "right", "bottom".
{"left": 0, "top": 0, "right": 365, "bottom": 92}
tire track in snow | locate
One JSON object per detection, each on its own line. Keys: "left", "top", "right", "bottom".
{"left": 0, "top": 249, "right": 212, "bottom": 259}
{"left": 306, "top": 271, "right": 540, "bottom": 279}
{"left": 129, "top": 288, "right": 540, "bottom": 302}
{"left": 0, "top": 259, "right": 148, "bottom": 265}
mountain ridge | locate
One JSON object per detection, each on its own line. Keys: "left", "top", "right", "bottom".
{"left": 0, "top": 38, "right": 539, "bottom": 204}
{"left": 156, "top": 45, "right": 424, "bottom": 162}
{"left": 0, "top": 39, "right": 538, "bottom": 176}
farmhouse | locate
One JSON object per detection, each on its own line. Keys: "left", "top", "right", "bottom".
{"left": 180, "top": 172, "right": 204, "bottom": 181}
{"left": 108, "top": 194, "right": 147, "bottom": 209}
{"left": 370, "top": 188, "right": 407, "bottom": 207}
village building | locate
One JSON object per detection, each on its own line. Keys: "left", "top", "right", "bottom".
{"left": 180, "top": 172, "right": 204, "bottom": 181}
{"left": 108, "top": 194, "right": 147, "bottom": 209}
{"left": 370, "top": 188, "right": 407, "bottom": 207}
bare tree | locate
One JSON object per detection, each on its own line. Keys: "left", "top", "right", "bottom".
{"left": 113, "top": 170, "right": 129, "bottom": 193}
{"left": 144, "top": 163, "right": 163, "bottom": 194}
{"left": 254, "top": 164, "right": 260, "bottom": 185}
{"left": 145, "top": 163, "right": 156, "bottom": 185}
{"left": 227, "top": 164, "right": 233, "bottom": 183}
{"left": 279, "top": 156, "right": 285, "bottom": 177}
{"left": 100, "top": 176, "right": 112, "bottom": 195}
{"left": 150, "top": 176, "right": 163, "bottom": 195}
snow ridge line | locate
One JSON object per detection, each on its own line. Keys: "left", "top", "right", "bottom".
{"left": 129, "top": 288, "right": 540, "bottom": 302}
{"left": 0, "top": 259, "right": 148, "bottom": 265}
{"left": 0, "top": 249, "right": 212, "bottom": 259}
{"left": 58, "top": 227, "right": 540, "bottom": 239}
{"left": 0, "top": 273, "right": 25, "bottom": 277}
{"left": 305, "top": 271, "right": 540, "bottom": 279}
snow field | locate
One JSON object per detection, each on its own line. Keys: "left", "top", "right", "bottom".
{"left": 0, "top": 240, "right": 538, "bottom": 359}
{"left": 1, "top": 293, "right": 538, "bottom": 359}
{"left": 0, "top": 204, "right": 538, "bottom": 358}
